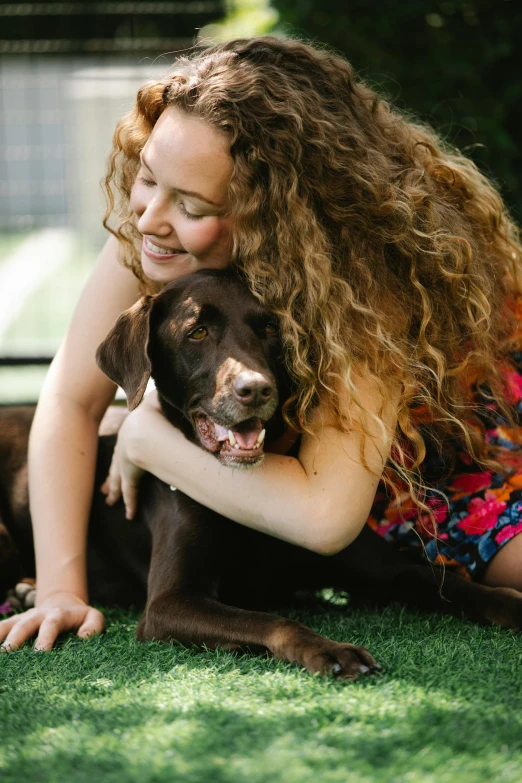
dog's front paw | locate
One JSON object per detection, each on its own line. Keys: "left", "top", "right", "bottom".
{"left": 269, "top": 621, "right": 381, "bottom": 680}
{"left": 303, "top": 640, "right": 382, "bottom": 680}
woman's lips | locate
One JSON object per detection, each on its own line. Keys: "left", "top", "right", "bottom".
{"left": 143, "top": 237, "right": 186, "bottom": 260}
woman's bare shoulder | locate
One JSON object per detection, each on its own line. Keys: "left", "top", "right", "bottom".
{"left": 305, "top": 369, "right": 401, "bottom": 439}
{"left": 39, "top": 235, "right": 143, "bottom": 420}
{"left": 82, "top": 234, "right": 142, "bottom": 304}
{"left": 300, "top": 371, "right": 401, "bottom": 493}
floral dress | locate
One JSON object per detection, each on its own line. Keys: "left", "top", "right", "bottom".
{"left": 368, "top": 320, "right": 522, "bottom": 581}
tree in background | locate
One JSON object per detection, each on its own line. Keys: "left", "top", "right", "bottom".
{"left": 266, "top": 0, "right": 521, "bottom": 219}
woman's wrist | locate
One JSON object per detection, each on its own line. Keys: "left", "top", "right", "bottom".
{"left": 36, "top": 587, "right": 87, "bottom": 607}
{"left": 36, "top": 559, "right": 89, "bottom": 604}
{"left": 125, "top": 402, "right": 181, "bottom": 471}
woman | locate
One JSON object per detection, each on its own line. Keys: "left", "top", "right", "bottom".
{"left": 1, "top": 35, "right": 522, "bottom": 653}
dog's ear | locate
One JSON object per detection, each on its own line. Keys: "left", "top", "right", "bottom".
{"left": 96, "top": 296, "right": 155, "bottom": 411}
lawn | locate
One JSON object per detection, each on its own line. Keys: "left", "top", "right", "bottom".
{"left": 1, "top": 600, "right": 522, "bottom": 783}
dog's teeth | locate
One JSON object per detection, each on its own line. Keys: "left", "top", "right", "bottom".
{"left": 228, "top": 430, "right": 237, "bottom": 446}
{"left": 253, "top": 428, "right": 266, "bottom": 449}
{"left": 234, "top": 443, "right": 240, "bottom": 450}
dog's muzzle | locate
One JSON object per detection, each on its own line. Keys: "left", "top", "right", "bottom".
{"left": 194, "top": 413, "right": 267, "bottom": 468}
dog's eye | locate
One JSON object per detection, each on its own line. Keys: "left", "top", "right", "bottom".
{"left": 265, "top": 322, "right": 278, "bottom": 336}
{"left": 189, "top": 326, "right": 208, "bottom": 341}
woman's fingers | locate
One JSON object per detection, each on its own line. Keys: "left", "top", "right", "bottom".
{"left": 34, "top": 610, "right": 69, "bottom": 652}
{"left": 0, "top": 611, "right": 42, "bottom": 651}
{"left": 103, "top": 449, "right": 123, "bottom": 506}
{"left": 0, "top": 602, "right": 106, "bottom": 652}
{"left": 106, "top": 467, "right": 122, "bottom": 505}
{"left": 77, "top": 607, "right": 105, "bottom": 639}
{"left": 0, "top": 614, "right": 20, "bottom": 644}
{"left": 122, "top": 477, "right": 140, "bottom": 520}
{"left": 101, "top": 416, "right": 145, "bottom": 516}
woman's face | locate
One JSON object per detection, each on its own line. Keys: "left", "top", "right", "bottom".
{"left": 130, "top": 106, "right": 233, "bottom": 284}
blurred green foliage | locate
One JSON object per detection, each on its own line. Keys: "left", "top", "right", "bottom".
{"left": 270, "top": 0, "right": 522, "bottom": 220}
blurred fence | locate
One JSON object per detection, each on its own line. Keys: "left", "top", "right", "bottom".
{"left": 1, "top": 56, "right": 172, "bottom": 236}
{"left": 0, "top": 57, "right": 168, "bottom": 403}
{"left": 0, "top": 0, "right": 225, "bottom": 404}
{"left": 0, "top": 1, "right": 223, "bottom": 55}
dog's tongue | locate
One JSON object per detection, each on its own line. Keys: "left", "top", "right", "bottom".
{"left": 214, "top": 418, "right": 264, "bottom": 450}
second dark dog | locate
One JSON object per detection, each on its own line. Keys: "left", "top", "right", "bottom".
{"left": 2, "top": 270, "right": 522, "bottom": 678}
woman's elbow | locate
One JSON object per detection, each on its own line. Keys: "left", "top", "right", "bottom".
{"left": 302, "top": 508, "right": 363, "bottom": 557}
{"left": 309, "top": 537, "right": 355, "bottom": 557}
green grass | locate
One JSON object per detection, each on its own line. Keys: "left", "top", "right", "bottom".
{"left": 2, "top": 601, "right": 522, "bottom": 782}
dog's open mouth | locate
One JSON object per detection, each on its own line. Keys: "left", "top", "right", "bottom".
{"left": 194, "top": 413, "right": 266, "bottom": 465}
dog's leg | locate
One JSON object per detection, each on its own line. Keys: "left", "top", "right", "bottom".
{"left": 138, "top": 591, "right": 381, "bottom": 678}
{"left": 137, "top": 483, "right": 380, "bottom": 679}
{"left": 332, "top": 525, "right": 522, "bottom": 629}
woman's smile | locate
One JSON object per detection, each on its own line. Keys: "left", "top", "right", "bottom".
{"left": 143, "top": 237, "right": 186, "bottom": 259}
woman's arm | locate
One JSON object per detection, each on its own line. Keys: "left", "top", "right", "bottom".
{"left": 31, "top": 236, "right": 141, "bottom": 599}
{"left": 111, "top": 375, "right": 401, "bottom": 555}
{"left": 0, "top": 236, "right": 141, "bottom": 652}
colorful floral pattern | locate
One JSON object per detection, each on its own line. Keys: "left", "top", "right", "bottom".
{"left": 368, "top": 348, "right": 522, "bottom": 581}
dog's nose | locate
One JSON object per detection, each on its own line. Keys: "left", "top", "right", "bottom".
{"left": 233, "top": 371, "right": 273, "bottom": 406}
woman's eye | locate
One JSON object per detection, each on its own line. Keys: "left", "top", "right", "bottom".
{"left": 189, "top": 326, "right": 208, "bottom": 341}
{"left": 265, "top": 322, "right": 278, "bottom": 336}
{"left": 180, "top": 203, "right": 204, "bottom": 221}
{"left": 138, "top": 175, "right": 155, "bottom": 188}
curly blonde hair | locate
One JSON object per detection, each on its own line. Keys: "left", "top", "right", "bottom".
{"left": 103, "top": 35, "right": 522, "bottom": 514}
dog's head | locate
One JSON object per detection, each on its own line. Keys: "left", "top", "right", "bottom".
{"left": 96, "top": 270, "right": 293, "bottom": 468}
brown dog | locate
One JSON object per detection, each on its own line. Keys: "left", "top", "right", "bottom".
{"left": 2, "top": 270, "right": 522, "bottom": 678}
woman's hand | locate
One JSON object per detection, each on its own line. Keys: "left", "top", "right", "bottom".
{"left": 0, "top": 591, "right": 105, "bottom": 652}
{"left": 101, "top": 392, "right": 163, "bottom": 519}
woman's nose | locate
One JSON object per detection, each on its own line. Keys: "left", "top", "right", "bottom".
{"left": 137, "top": 196, "right": 172, "bottom": 237}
